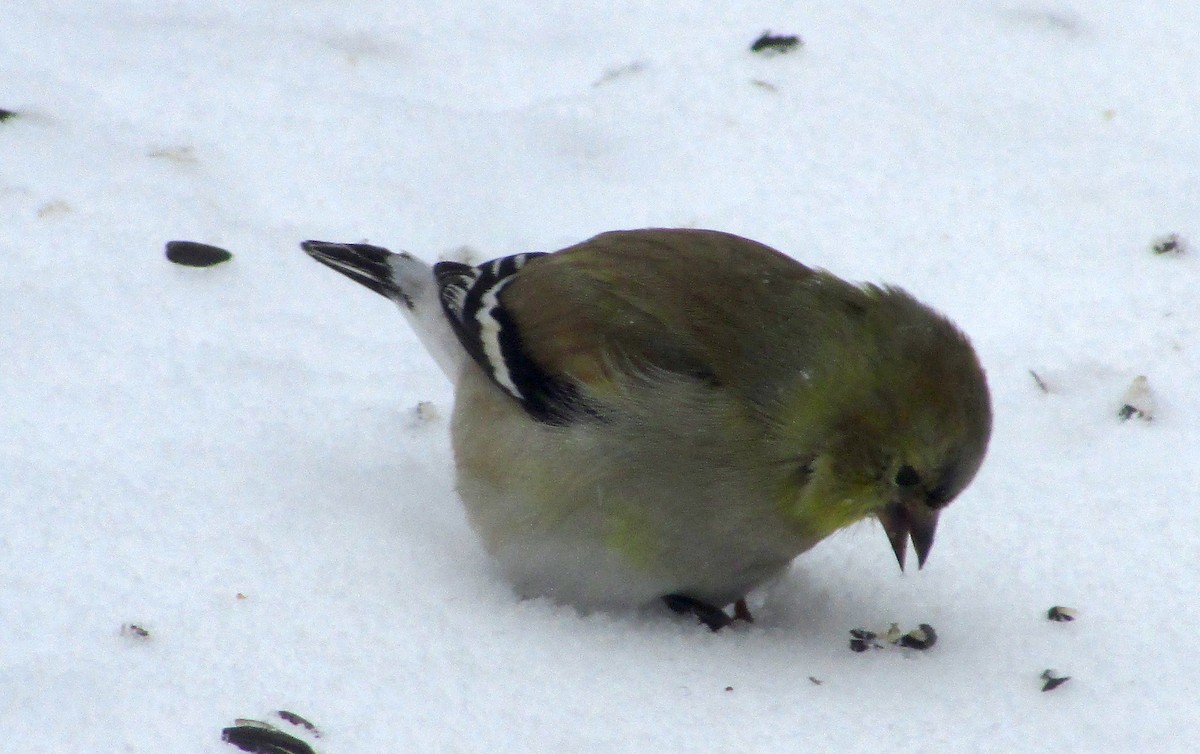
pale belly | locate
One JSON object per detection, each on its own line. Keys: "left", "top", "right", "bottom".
{"left": 449, "top": 367, "right": 811, "bottom": 609}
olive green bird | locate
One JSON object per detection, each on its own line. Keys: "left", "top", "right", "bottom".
{"left": 302, "top": 229, "right": 991, "bottom": 629}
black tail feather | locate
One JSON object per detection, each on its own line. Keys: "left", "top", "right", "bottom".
{"left": 301, "top": 241, "right": 398, "bottom": 298}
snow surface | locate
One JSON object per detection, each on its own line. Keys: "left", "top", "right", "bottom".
{"left": 3, "top": 2, "right": 1198, "bottom": 752}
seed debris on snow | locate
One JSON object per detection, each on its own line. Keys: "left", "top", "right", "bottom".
{"left": 848, "top": 623, "right": 937, "bottom": 652}
{"left": 276, "top": 711, "right": 321, "bottom": 738}
{"left": 413, "top": 400, "right": 441, "bottom": 423}
{"left": 750, "top": 32, "right": 803, "bottom": 55}
{"left": 120, "top": 623, "right": 150, "bottom": 639}
{"left": 897, "top": 624, "right": 938, "bottom": 650}
{"left": 166, "top": 240, "right": 234, "bottom": 267}
{"left": 1047, "top": 606, "right": 1078, "bottom": 622}
{"left": 1117, "top": 375, "right": 1154, "bottom": 422}
{"left": 1150, "top": 233, "right": 1186, "bottom": 255}
{"left": 1040, "top": 669, "right": 1071, "bottom": 692}
{"left": 222, "top": 711, "right": 323, "bottom": 754}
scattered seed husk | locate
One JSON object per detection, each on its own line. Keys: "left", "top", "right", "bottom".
{"left": 898, "top": 624, "right": 938, "bottom": 650}
{"left": 277, "top": 711, "right": 321, "bottom": 738}
{"left": 413, "top": 401, "right": 440, "bottom": 422}
{"left": 166, "top": 240, "right": 233, "bottom": 267}
{"left": 1117, "top": 375, "right": 1154, "bottom": 421}
{"left": 222, "top": 724, "right": 317, "bottom": 754}
{"left": 1047, "top": 606, "right": 1078, "bottom": 622}
{"left": 850, "top": 622, "right": 938, "bottom": 652}
{"left": 848, "top": 628, "right": 877, "bottom": 652}
{"left": 750, "top": 32, "right": 803, "bottom": 55}
{"left": 1041, "top": 669, "right": 1071, "bottom": 692}
{"left": 1151, "top": 233, "right": 1186, "bottom": 255}
{"left": 121, "top": 623, "right": 150, "bottom": 639}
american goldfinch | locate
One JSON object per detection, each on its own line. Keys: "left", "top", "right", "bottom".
{"left": 302, "top": 229, "right": 991, "bottom": 629}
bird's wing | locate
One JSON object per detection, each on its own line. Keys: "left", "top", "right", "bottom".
{"left": 434, "top": 252, "right": 597, "bottom": 425}
{"left": 435, "top": 229, "right": 817, "bottom": 424}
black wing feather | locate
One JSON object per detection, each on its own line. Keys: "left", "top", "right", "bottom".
{"left": 434, "top": 253, "right": 590, "bottom": 425}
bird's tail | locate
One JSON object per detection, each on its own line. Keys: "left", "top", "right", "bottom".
{"left": 301, "top": 241, "right": 404, "bottom": 299}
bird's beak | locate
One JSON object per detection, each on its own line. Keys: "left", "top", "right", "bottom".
{"left": 878, "top": 499, "right": 940, "bottom": 571}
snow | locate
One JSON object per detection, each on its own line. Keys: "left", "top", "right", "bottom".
{"left": 2, "top": 1, "right": 1198, "bottom": 751}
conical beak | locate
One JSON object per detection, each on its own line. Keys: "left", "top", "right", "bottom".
{"left": 878, "top": 500, "right": 940, "bottom": 571}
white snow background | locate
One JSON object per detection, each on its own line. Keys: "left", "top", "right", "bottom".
{"left": 2, "top": 1, "right": 1198, "bottom": 751}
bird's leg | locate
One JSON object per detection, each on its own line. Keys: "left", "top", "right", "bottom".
{"left": 662, "top": 594, "right": 734, "bottom": 631}
{"left": 732, "top": 598, "right": 754, "bottom": 623}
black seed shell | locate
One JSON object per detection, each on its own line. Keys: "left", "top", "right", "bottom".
{"left": 166, "top": 240, "right": 233, "bottom": 267}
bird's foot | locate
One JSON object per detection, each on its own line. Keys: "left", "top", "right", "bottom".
{"left": 663, "top": 595, "right": 754, "bottom": 631}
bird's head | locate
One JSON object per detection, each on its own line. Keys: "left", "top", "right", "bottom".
{"left": 772, "top": 285, "right": 991, "bottom": 569}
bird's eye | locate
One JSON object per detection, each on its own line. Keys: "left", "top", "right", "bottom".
{"left": 895, "top": 465, "right": 920, "bottom": 487}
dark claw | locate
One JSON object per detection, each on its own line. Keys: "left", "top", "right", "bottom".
{"left": 732, "top": 598, "right": 754, "bottom": 623}
{"left": 663, "top": 594, "right": 734, "bottom": 631}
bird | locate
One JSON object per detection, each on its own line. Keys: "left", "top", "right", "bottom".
{"left": 301, "top": 229, "right": 992, "bottom": 630}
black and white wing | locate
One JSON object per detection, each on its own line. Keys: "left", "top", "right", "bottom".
{"left": 435, "top": 254, "right": 589, "bottom": 425}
